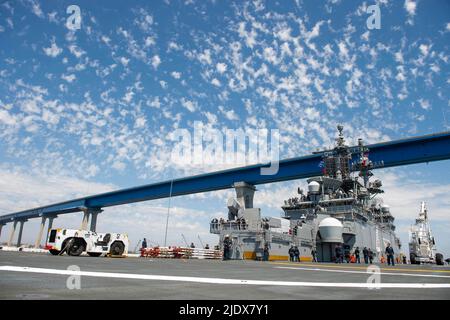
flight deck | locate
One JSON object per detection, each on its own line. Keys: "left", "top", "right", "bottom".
{"left": 1, "top": 251, "right": 449, "bottom": 300}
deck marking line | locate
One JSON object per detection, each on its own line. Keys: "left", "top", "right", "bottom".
{"left": 0, "top": 266, "right": 450, "bottom": 289}
{"left": 270, "top": 262, "right": 450, "bottom": 273}
{"left": 275, "top": 266, "right": 450, "bottom": 278}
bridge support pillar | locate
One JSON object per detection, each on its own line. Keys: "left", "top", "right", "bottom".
{"left": 81, "top": 210, "right": 90, "bottom": 230}
{"left": 81, "top": 208, "right": 102, "bottom": 231}
{"left": 35, "top": 216, "right": 47, "bottom": 248}
{"left": 89, "top": 211, "right": 101, "bottom": 232}
{"left": 8, "top": 220, "right": 18, "bottom": 247}
{"left": 16, "top": 220, "right": 27, "bottom": 247}
{"left": 0, "top": 223, "right": 5, "bottom": 239}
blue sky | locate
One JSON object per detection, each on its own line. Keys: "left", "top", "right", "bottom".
{"left": 0, "top": 0, "right": 449, "bottom": 256}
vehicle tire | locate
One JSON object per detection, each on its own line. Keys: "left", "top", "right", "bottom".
{"left": 436, "top": 253, "right": 444, "bottom": 266}
{"left": 110, "top": 242, "right": 125, "bottom": 256}
{"left": 87, "top": 252, "right": 102, "bottom": 257}
{"left": 67, "top": 239, "right": 85, "bottom": 256}
{"left": 49, "top": 249, "right": 61, "bottom": 255}
{"left": 410, "top": 253, "right": 417, "bottom": 264}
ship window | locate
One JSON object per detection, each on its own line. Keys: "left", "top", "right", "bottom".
{"left": 49, "top": 229, "right": 57, "bottom": 243}
{"left": 272, "top": 239, "right": 290, "bottom": 245}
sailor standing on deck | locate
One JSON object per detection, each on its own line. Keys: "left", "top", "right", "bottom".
{"left": 385, "top": 243, "right": 395, "bottom": 266}
{"left": 263, "top": 242, "right": 270, "bottom": 261}
{"left": 354, "top": 247, "right": 361, "bottom": 264}
{"left": 142, "top": 238, "right": 148, "bottom": 249}
{"left": 294, "top": 246, "right": 300, "bottom": 262}
{"left": 223, "top": 235, "right": 232, "bottom": 260}
{"left": 311, "top": 248, "right": 317, "bottom": 262}
{"left": 335, "top": 244, "right": 343, "bottom": 263}
{"left": 363, "top": 247, "right": 369, "bottom": 264}
{"left": 288, "top": 245, "right": 295, "bottom": 262}
{"left": 368, "top": 248, "right": 374, "bottom": 264}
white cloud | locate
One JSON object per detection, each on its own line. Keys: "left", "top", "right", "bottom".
{"left": 395, "top": 51, "right": 404, "bottom": 64}
{"left": 145, "top": 36, "right": 156, "bottom": 47}
{"left": 307, "top": 21, "right": 324, "bottom": 40}
{"left": 41, "top": 109, "right": 60, "bottom": 125}
{"left": 151, "top": 55, "right": 161, "bottom": 69}
{"left": 0, "top": 109, "right": 16, "bottom": 126}
{"left": 135, "top": 116, "right": 146, "bottom": 128}
{"left": 68, "top": 45, "right": 86, "bottom": 58}
{"left": 120, "top": 56, "right": 130, "bottom": 67}
{"left": 218, "top": 105, "right": 239, "bottom": 121}
{"left": 198, "top": 49, "right": 212, "bottom": 65}
{"left": 43, "top": 39, "right": 62, "bottom": 58}
{"left": 48, "top": 11, "right": 58, "bottom": 23}
{"left": 112, "top": 161, "right": 126, "bottom": 171}
{"left": 419, "top": 44, "right": 429, "bottom": 56}
{"left": 61, "top": 74, "right": 76, "bottom": 83}
{"left": 147, "top": 97, "right": 161, "bottom": 108}
{"left": 263, "top": 47, "right": 278, "bottom": 65}
{"left": 123, "top": 90, "right": 134, "bottom": 103}
{"left": 238, "top": 22, "right": 257, "bottom": 48}
{"left": 168, "top": 41, "right": 182, "bottom": 52}
{"left": 418, "top": 99, "right": 431, "bottom": 110}
{"left": 338, "top": 41, "right": 349, "bottom": 59}
{"left": 404, "top": 0, "right": 417, "bottom": 16}
{"left": 216, "top": 62, "right": 227, "bottom": 74}
{"left": 101, "top": 35, "right": 111, "bottom": 45}
{"left": 30, "top": 0, "right": 44, "bottom": 18}
{"left": 86, "top": 164, "right": 100, "bottom": 177}
{"left": 0, "top": 167, "right": 115, "bottom": 215}
{"left": 181, "top": 98, "right": 197, "bottom": 112}
{"left": 159, "top": 80, "right": 168, "bottom": 89}
{"left": 171, "top": 71, "right": 181, "bottom": 79}
{"left": 276, "top": 27, "right": 292, "bottom": 42}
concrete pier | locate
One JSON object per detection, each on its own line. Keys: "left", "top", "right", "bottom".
{"left": 81, "top": 209, "right": 102, "bottom": 231}
{"left": 89, "top": 211, "right": 100, "bottom": 232}
{"left": 16, "top": 220, "right": 27, "bottom": 247}
{"left": 7, "top": 220, "right": 18, "bottom": 247}
{"left": 34, "top": 216, "right": 47, "bottom": 248}
{"left": 81, "top": 210, "right": 90, "bottom": 230}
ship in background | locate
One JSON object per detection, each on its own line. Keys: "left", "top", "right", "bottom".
{"left": 409, "top": 201, "right": 444, "bottom": 265}
{"left": 210, "top": 125, "right": 402, "bottom": 262}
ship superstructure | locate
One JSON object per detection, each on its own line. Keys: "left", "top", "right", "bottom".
{"left": 210, "top": 125, "right": 402, "bottom": 263}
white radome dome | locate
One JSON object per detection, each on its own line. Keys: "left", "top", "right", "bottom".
{"left": 319, "top": 217, "right": 343, "bottom": 228}
{"left": 308, "top": 181, "right": 320, "bottom": 193}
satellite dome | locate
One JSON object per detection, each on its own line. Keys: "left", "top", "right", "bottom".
{"left": 318, "top": 217, "right": 343, "bottom": 243}
{"left": 319, "top": 217, "right": 343, "bottom": 228}
{"left": 308, "top": 181, "right": 320, "bottom": 193}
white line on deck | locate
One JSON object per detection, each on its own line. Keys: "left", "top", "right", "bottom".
{"left": 275, "top": 266, "right": 450, "bottom": 279}
{"left": 0, "top": 266, "right": 450, "bottom": 288}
